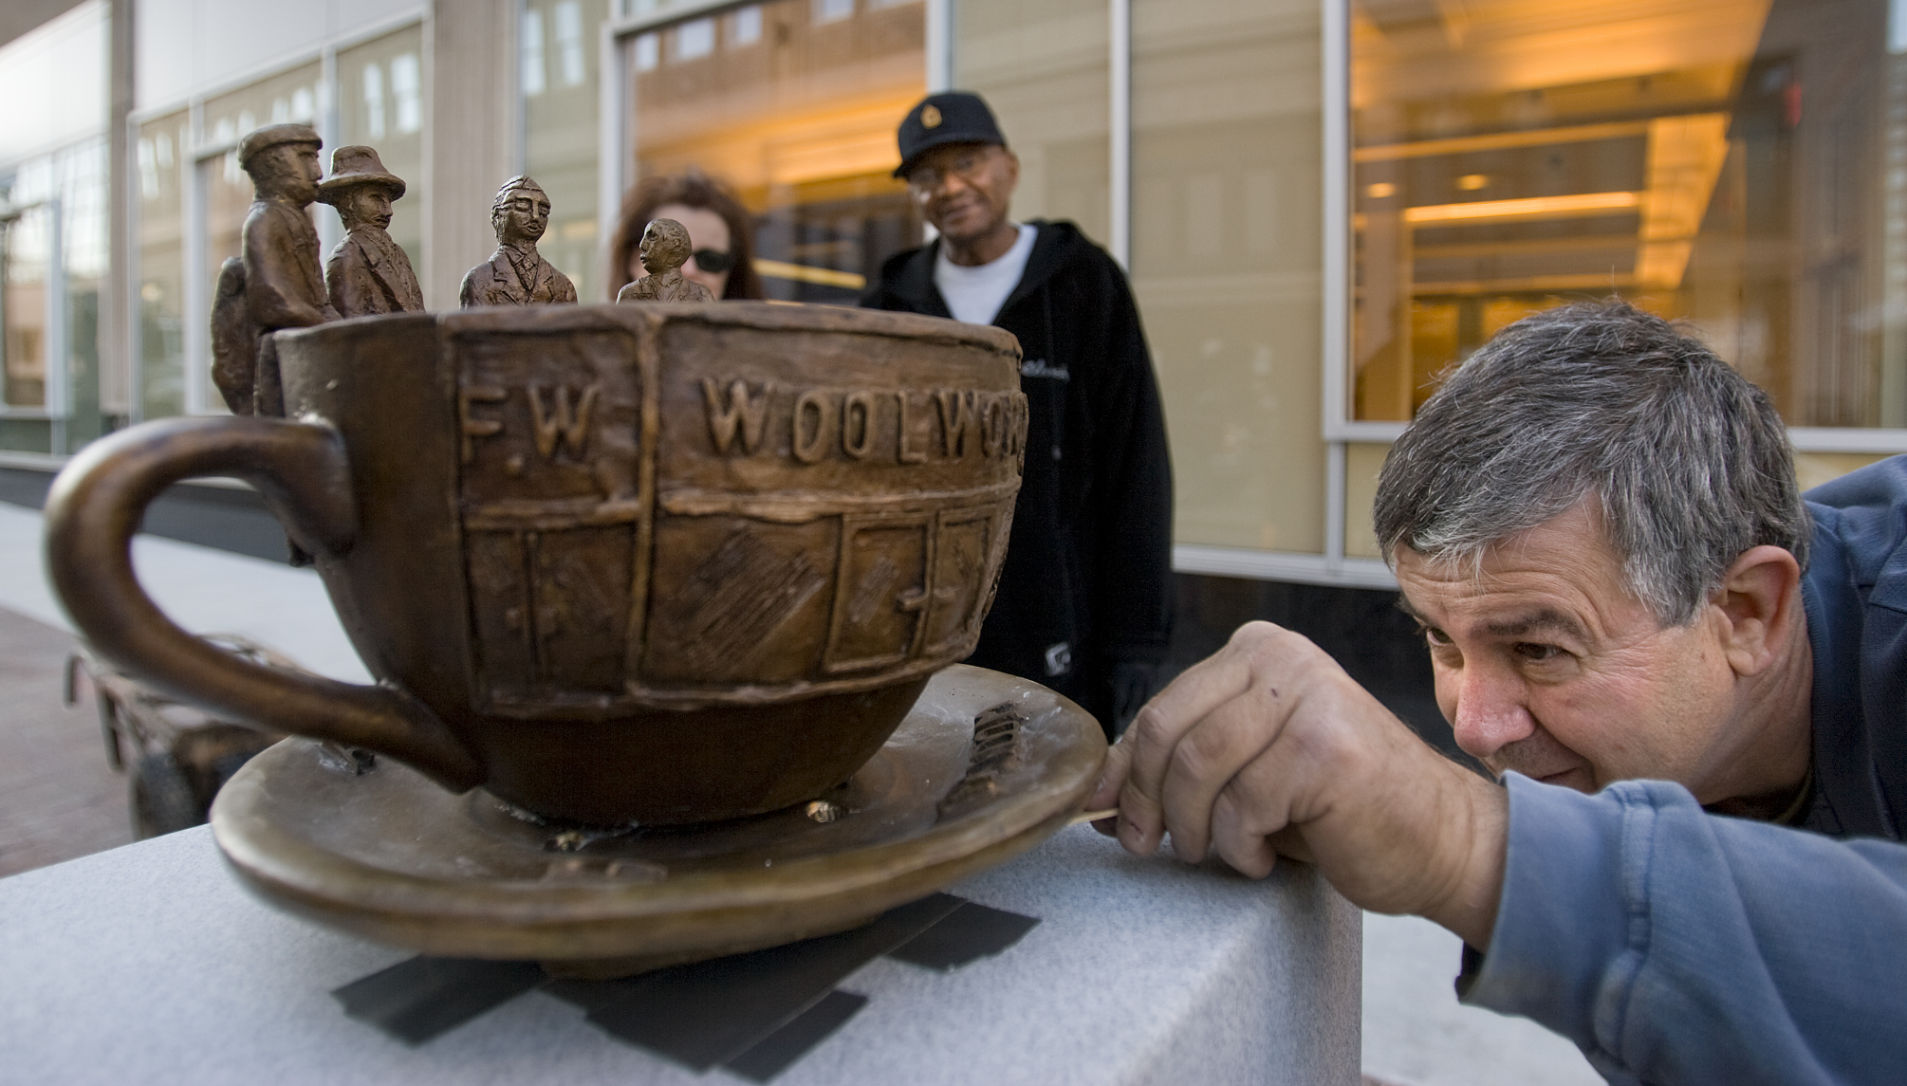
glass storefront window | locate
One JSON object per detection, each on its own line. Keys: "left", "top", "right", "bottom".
{"left": 201, "top": 64, "right": 321, "bottom": 152}
{"left": 953, "top": 0, "right": 1110, "bottom": 244}
{"left": 1350, "top": 0, "right": 1904, "bottom": 428}
{"left": 526, "top": 0, "right": 610, "bottom": 303}
{"left": 337, "top": 27, "right": 426, "bottom": 285}
{"left": 1131, "top": 0, "right": 1323, "bottom": 553}
{"left": 137, "top": 111, "right": 188, "bottom": 420}
{"left": 0, "top": 203, "right": 51, "bottom": 408}
{"left": 618, "top": 0, "right": 924, "bottom": 303}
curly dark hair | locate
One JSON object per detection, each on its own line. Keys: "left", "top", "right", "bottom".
{"left": 607, "top": 170, "right": 763, "bottom": 300}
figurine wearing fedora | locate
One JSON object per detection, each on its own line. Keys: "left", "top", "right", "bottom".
{"left": 460, "top": 176, "right": 577, "bottom": 308}
{"left": 211, "top": 122, "right": 339, "bottom": 416}
{"left": 860, "top": 91, "right": 1174, "bottom": 739}
{"left": 318, "top": 146, "right": 425, "bottom": 318}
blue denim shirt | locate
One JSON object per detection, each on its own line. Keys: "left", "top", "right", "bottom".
{"left": 1461, "top": 456, "right": 1907, "bottom": 1084}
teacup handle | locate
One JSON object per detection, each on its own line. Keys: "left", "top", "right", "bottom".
{"left": 43, "top": 416, "right": 484, "bottom": 791}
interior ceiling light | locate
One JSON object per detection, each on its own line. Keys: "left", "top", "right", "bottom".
{"left": 1402, "top": 190, "right": 1639, "bottom": 225}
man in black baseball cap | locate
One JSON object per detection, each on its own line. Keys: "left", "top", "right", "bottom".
{"left": 862, "top": 90, "right": 1175, "bottom": 741}
{"left": 892, "top": 91, "right": 1009, "bottom": 178}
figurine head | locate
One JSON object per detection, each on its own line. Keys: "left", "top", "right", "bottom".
{"left": 490, "top": 176, "right": 551, "bottom": 247}
{"left": 238, "top": 124, "right": 323, "bottom": 206}
{"left": 638, "top": 218, "right": 693, "bottom": 277}
{"left": 317, "top": 146, "right": 406, "bottom": 231}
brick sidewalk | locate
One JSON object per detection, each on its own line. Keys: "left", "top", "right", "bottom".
{"left": 0, "top": 606, "right": 133, "bottom": 878}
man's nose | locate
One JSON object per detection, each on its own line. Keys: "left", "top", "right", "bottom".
{"left": 1443, "top": 661, "right": 1536, "bottom": 762}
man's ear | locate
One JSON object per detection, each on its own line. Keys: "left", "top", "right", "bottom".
{"left": 1712, "top": 544, "right": 1803, "bottom": 676}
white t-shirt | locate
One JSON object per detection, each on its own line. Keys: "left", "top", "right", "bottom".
{"left": 934, "top": 223, "right": 1037, "bottom": 326}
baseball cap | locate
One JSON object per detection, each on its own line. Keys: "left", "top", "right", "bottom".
{"left": 893, "top": 91, "right": 1007, "bottom": 178}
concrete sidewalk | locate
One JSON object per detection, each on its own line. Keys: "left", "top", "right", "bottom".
{"left": 0, "top": 501, "right": 1598, "bottom": 1085}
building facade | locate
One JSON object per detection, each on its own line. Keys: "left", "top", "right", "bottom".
{"left": 3, "top": 0, "right": 1904, "bottom": 696}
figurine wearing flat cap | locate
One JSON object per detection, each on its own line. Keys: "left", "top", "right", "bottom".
{"left": 859, "top": 90, "right": 1175, "bottom": 739}
{"left": 459, "top": 176, "right": 578, "bottom": 308}
{"left": 317, "top": 146, "right": 425, "bottom": 318}
{"left": 210, "top": 123, "right": 339, "bottom": 416}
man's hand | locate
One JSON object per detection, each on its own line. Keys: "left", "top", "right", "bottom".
{"left": 1090, "top": 621, "right": 1509, "bottom": 948}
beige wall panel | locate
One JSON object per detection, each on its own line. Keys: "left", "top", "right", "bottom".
{"left": 1132, "top": 0, "right": 1324, "bottom": 553}
{"left": 427, "top": 0, "right": 516, "bottom": 313}
{"left": 953, "top": 0, "right": 1110, "bottom": 241}
{"left": 1343, "top": 441, "right": 1387, "bottom": 560}
{"left": 1795, "top": 451, "right": 1892, "bottom": 494}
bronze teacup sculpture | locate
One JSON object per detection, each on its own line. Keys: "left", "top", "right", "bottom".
{"left": 46, "top": 303, "right": 1026, "bottom": 827}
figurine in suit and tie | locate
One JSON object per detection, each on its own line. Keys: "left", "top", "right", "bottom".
{"left": 459, "top": 175, "right": 577, "bottom": 308}
{"left": 317, "top": 146, "right": 425, "bottom": 318}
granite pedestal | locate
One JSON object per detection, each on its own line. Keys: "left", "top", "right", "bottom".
{"left": 0, "top": 818, "right": 1359, "bottom": 1084}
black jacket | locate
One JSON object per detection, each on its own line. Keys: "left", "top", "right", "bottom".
{"left": 861, "top": 220, "right": 1173, "bottom": 733}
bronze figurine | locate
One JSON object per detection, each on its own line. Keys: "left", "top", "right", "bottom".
{"left": 210, "top": 123, "right": 339, "bottom": 416}
{"left": 616, "top": 218, "right": 715, "bottom": 304}
{"left": 459, "top": 176, "right": 577, "bottom": 308}
{"left": 317, "top": 146, "right": 424, "bottom": 318}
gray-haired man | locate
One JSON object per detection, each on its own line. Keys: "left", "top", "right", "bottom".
{"left": 1094, "top": 301, "right": 1906, "bottom": 1083}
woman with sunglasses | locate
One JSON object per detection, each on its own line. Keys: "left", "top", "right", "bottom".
{"left": 608, "top": 169, "right": 764, "bottom": 301}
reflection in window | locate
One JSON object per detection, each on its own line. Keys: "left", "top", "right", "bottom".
{"left": 338, "top": 27, "right": 427, "bottom": 291}
{"left": 524, "top": 0, "right": 610, "bottom": 304}
{"left": 392, "top": 54, "right": 421, "bottom": 132}
{"left": 136, "top": 112, "right": 187, "bottom": 419}
{"left": 675, "top": 17, "right": 714, "bottom": 60}
{"left": 363, "top": 63, "right": 387, "bottom": 140}
{"left": 728, "top": 6, "right": 762, "bottom": 45}
{"left": 1350, "top": 0, "right": 1905, "bottom": 429}
{"left": 621, "top": 0, "right": 923, "bottom": 302}
{"left": 1, "top": 205, "right": 51, "bottom": 408}
{"left": 557, "top": 1, "right": 587, "bottom": 85}
{"left": 522, "top": 9, "right": 547, "bottom": 95}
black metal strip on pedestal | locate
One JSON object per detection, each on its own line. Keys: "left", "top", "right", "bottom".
{"left": 328, "top": 891, "right": 1042, "bottom": 1079}
{"left": 722, "top": 989, "right": 870, "bottom": 1082}
{"left": 549, "top": 892, "right": 966, "bottom": 1071}
{"left": 884, "top": 899, "right": 1042, "bottom": 970}
{"left": 332, "top": 956, "right": 548, "bottom": 1044}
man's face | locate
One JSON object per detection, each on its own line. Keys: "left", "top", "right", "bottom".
{"left": 1393, "top": 500, "right": 1746, "bottom": 802}
{"left": 260, "top": 143, "right": 322, "bottom": 205}
{"left": 905, "top": 143, "right": 1018, "bottom": 246}
{"left": 496, "top": 187, "right": 550, "bottom": 246}
{"left": 342, "top": 187, "right": 393, "bottom": 231}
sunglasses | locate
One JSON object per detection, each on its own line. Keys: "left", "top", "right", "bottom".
{"left": 690, "top": 248, "right": 736, "bottom": 274}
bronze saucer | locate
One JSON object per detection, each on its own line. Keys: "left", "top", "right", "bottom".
{"left": 210, "top": 665, "right": 1105, "bottom": 977}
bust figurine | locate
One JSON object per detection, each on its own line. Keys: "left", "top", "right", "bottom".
{"left": 459, "top": 176, "right": 578, "bottom": 308}
{"left": 616, "top": 218, "right": 716, "bottom": 304}
{"left": 317, "top": 146, "right": 425, "bottom": 318}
